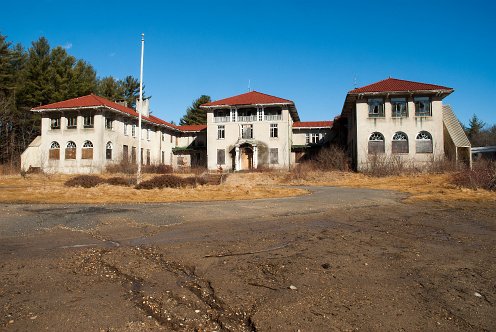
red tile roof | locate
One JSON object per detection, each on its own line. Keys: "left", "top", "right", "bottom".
{"left": 201, "top": 91, "right": 293, "bottom": 107}
{"left": 293, "top": 121, "right": 333, "bottom": 128}
{"left": 176, "top": 124, "right": 207, "bottom": 132}
{"left": 32, "top": 94, "right": 179, "bottom": 130}
{"left": 349, "top": 78, "right": 453, "bottom": 94}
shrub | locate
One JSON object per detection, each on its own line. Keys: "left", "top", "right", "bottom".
{"left": 452, "top": 160, "right": 496, "bottom": 191}
{"left": 311, "top": 145, "right": 350, "bottom": 171}
{"left": 106, "top": 176, "right": 137, "bottom": 186}
{"left": 64, "top": 175, "right": 105, "bottom": 188}
{"left": 135, "top": 175, "right": 206, "bottom": 190}
{"left": 106, "top": 162, "right": 137, "bottom": 174}
{"left": 142, "top": 164, "right": 173, "bottom": 174}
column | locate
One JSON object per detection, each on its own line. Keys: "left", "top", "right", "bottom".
{"left": 235, "top": 146, "right": 240, "bottom": 171}
{"left": 253, "top": 145, "right": 258, "bottom": 169}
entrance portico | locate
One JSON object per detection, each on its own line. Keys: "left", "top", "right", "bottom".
{"left": 233, "top": 141, "right": 258, "bottom": 171}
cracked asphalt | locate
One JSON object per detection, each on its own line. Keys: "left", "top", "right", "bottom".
{"left": 0, "top": 186, "right": 495, "bottom": 331}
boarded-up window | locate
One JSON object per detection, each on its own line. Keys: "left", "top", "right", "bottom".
{"left": 49, "top": 141, "right": 60, "bottom": 160}
{"left": 392, "top": 132, "right": 409, "bottom": 154}
{"left": 217, "top": 149, "right": 225, "bottom": 165}
{"left": 65, "top": 141, "right": 76, "bottom": 159}
{"left": 177, "top": 156, "right": 186, "bottom": 166}
{"left": 131, "top": 147, "right": 136, "bottom": 164}
{"left": 368, "top": 132, "right": 385, "bottom": 154}
{"left": 270, "top": 148, "right": 278, "bottom": 164}
{"left": 82, "top": 141, "right": 93, "bottom": 159}
{"left": 146, "top": 149, "right": 151, "bottom": 165}
{"left": 106, "top": 142, "right": 112, "bottom": 160}
{"left": 123, "top": 145, "right": 129, "bottom": 161}
{"left": 416, "top": 131, "right": 433, "bottom": 153}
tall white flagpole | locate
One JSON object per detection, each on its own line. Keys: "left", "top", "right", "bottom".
{"left": 137, "top": 33, "right": 144, "bottom": 184}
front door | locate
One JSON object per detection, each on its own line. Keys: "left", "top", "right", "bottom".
{"left": 241, "top": 147, "right": 253, "bottom": 170}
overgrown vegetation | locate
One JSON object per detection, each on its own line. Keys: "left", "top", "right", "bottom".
{"left": 135, "top": 174, "right": 207, "bottom": 190}
{"left": 453, "top": 160, "right": 496, "bottom": 191}
{"left": 64, "top": 175, "right": 105, "bottom": 188}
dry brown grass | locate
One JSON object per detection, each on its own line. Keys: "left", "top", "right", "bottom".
{"left": 282, "top": 170, "right": 496, "bottom": 203}
{"left": 0, "top": 173, "right": 307, "bottom": 204}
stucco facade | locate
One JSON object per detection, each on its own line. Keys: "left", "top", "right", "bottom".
{"left": 340, "top": 78, "right": 469, "bottom": 170}
{"left": 20, "top": 95, "right": 205, "bottom": 173}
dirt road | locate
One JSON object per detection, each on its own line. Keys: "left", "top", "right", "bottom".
{"left": 0, "top": 187, "right": 495, "bottom": 331}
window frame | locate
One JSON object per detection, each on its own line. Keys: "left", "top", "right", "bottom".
{"left": 106, "top": 141, "right": 113, "bottom": 160}
{"left": 217, "top": 149, "right": 226, "bottom": 165}
{"left": 49, "top": 141, "right": 60, "bottom": 160}
{"left": 368, "top": 132, "right": 385, "bottom": 155}
{"left": 269, "top": 148, "right": 279, "bottom": 164}
{"left": 65, "top": 141, "right": 76, "bottom": 160}
{"left": 391, "top": 98, "right": 408, "bottom": 118}
{"left": 414, "top": 96, "right": 432, "bottom": 117}
{"left": 217, "top": 125, "right": 225, "bottom": 140}
{"left": 50, "top": 117, "right": 61, "bottom": 129}
{"left": 392, "top": 131, "right": 409, "bottom": 154}
{"left": 241, "top": 124, "right": 253, "bottom": 139}
{"left": 83, "top": 114, "right": 94, "bottom": 128}
{"left": 105, "top": 117, "right": 113, "bottom": 130}
{"left": 368, "top": 98, "right": 385, "bottom": 118}
{"left": 270, "top": 123, "right": 278, "bottom": 138}
{"left": 66, "top": 115, "right": 77, "bottom": 129}
{"left": 415, "top": 131, "right": 433, "bottom": 154}
{"left": 82, "top": 140, "right": 94, "bottom": 160}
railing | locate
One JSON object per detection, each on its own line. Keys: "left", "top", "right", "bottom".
{"left": 238, "top": 115, "right": 257, "bottom": 122}
{"left": 264, "top": 114, "right": 282, "bottom": 121}
{"left": 214, "top": 116, "right": 230, "bottom": 123}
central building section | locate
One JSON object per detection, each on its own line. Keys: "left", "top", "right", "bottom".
{"left": 201, "top": 91, "right": 300, "bottom": 171}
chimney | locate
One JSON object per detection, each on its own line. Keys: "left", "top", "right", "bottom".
{"left": 137, "top": 98, "right": 150, "bottom": 117}
{"left": 115, "top": 100, "right": 128, "bottom": 107}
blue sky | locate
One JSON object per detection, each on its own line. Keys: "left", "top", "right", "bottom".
{"left": 2, "top": 0, "right": 495, "bottom": 126}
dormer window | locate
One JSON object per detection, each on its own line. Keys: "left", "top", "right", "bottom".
{"left": 368, "top": 98, "right": 384, "bottom": 117}
{"left": 391, "top": 98, "right": 408, "bottom": 118}
{"left": 414, "top": 97, "right": 431, "bottom": 117}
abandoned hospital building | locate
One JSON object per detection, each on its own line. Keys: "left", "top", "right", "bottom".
{"left": 21, "top": 78, "right": 471, "bottom": 173}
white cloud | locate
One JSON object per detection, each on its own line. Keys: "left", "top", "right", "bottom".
{"left": 63, "top": 42, "right": 73, "bottom": 50}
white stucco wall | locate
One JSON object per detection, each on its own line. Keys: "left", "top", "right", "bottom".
{"left": 32, "top": 109, "right": 183, "bottom": 174}
{"left": 206, "top": 106, "right": 293, "bottom": 171}
{"left": 354, "top": 96, "right": 445, "bottom": 170}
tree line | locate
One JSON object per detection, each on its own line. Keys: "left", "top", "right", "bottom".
{"left": 463, "top": 115, "right": 496, "bottom": 147}
{"left": 0, "top": 33, "right": 143, "bottom": 166}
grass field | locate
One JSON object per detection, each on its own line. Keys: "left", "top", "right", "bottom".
{"left": 0, "top": 170, "right": 494, "bottom": 204}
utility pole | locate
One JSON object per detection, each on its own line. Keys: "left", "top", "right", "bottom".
{"left": 137, "top": 33, "right": 144, "bottom": 184}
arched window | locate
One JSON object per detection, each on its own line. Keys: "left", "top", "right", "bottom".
{"left": 416, "top": 131, "right": 433, "bottom": 153}
{"left": 49, "top": 141, "right": 60, "bottom": 160}
{"left": 392, "top": 132, "right": 409, "bottom": 154}
{"left": 106, "top": 141, "right": 113, "bottom": 160}
{"left": 82, "top": 140, "right": 93, "bottom": 160}
{"left": 368, "top": 132, "right": 385, "bottom": 154}
{"left": 65, "top": 141, "right": 76, "bottom": 160}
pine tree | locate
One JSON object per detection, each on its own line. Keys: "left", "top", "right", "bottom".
{"left": 120, "top": 75, "right": 141, "bottom": 108}
{"left": 466, "top": 114, "right": 486, "bottom": 145}
{"left": 179, "top": 95, "right": 211, "bottom": 125}
{"left": 96, "top": 76, "right": 124, "bottom": 102}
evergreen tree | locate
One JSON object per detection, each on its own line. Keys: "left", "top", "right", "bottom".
{"left": 179, "top": 95, "right": 211, "bottom": 125}
{"left": 120, "top": 75, "right": 140, "bottom": 108}
{"left": 96, "top": 76, "right": 124, "bottom": 102}
{"left": 466, "top": 114, "right": 486, "bottom": 144}
{"left": 69, "top": 59, "right": 97, "bottom": 98}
